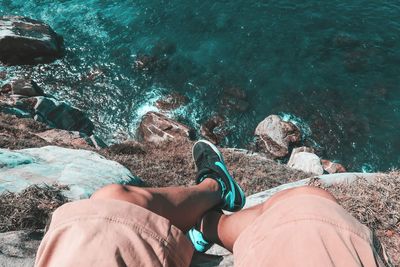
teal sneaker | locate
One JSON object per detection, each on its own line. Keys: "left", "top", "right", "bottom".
{"left": 192, "top": 140, "right": 246, "bottom": 212}
{"left": 187, "top": 228, "right": 212, "bottom": 253}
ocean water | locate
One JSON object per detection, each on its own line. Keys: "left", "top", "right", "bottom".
{"left": 1, "top": 0, "right": 399, "bottom": 172}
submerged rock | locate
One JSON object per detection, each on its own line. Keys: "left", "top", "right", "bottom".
{"left": 287, "top": 147, "right": 324, "bottom": 175}
{"left": 0, "top": 146, "right": 141, "bottom": 200}
{"left": 0, "top": 16, "right": 64, "bottom": 65}
{"left": 133, "top": 54, "right": 168, "bottom": 73}
{"left": 155, "top": 92, "right": 188, "bottom": 111}
{"left": 254, "top": 115, "right": 301, "bottom": 158}
{"left": 220, "top": 86, "right": 249, "bottom": 113}
{"left": 321, "top": 159, "right": 347, "bottom": 174}
{"left": 139, "top": 112, "right": 194, "bottom": 144}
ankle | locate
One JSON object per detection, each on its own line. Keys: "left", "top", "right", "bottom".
{"left": 200, "top": 211, "right": 223, "bottom": 243}
{"left": 201, "top": 178, "right": 221, "bottom": 194}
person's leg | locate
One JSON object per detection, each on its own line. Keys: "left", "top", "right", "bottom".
{"left": 201, "top": 186, "right": 337, "bottom": 252}
{"left": 90, "top": 178, "right": 221, "bottom": 233}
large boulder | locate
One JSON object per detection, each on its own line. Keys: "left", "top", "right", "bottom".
{"left": 139, "top": 112, "right": 194, "bottom": 144}
{"left": 287, "top": 147, "right": 324, "bottom": 175}
{"left": 0, "top": 16, "right": 64, "bottom": 65}
{"left": 0, "top": 146, "right": 141, "bottom": 200}
{"left": 254, "top": 115, "right": 301, "bottom": 158}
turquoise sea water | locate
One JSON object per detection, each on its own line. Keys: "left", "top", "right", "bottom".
{"left": 1, "top": 0, "right": 400, "bottom": 171}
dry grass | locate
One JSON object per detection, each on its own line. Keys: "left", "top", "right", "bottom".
{"left": 311, "top": 171, "right": 400, "bottom": 266}
{"left": 101, "top": 139, "right": 311, "bottom": 192}
{"left": 0, "top": 184, "right": 68, "bottom": 232}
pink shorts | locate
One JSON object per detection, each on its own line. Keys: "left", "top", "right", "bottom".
{"left": 35, "top": 199, "right": 193, "bottom": 267}
{"left": 233, "top": 194, "right": 389, "bottom": 267}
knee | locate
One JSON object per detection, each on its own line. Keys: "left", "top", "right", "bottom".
{"left": 260, "top": 186, "right": 337, "bottom": 212}
{"left": 91, "top": 184, "right": 127, "bottom": 199}
{"left": 91, "top": 184, "right": 152, "bottom": 209}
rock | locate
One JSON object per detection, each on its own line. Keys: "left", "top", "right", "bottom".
{"left": 254, "top": 115, "right": 301, "bottom": 158}
{"left": 139, "top": 112, "right": 194, "bottom": 144}
{"left": 0, "top": 88, "right": 94, "bottom": 134}
{"left": 200, "top": 115, "right": 228, "bottom": 144}
{"left": 0, "top": 230, "right": 42, "bottom": 267}
{"left": 151, "top": 40, "right": 176, "bottom": 57}
{"left": 287, "top": 147, "right": 324, "bottom": 175}
{"left": 344, "top": 50, "right": 368, "bottom": 72}
{"left": 155, "top": 92, "right": 188, "bottom": 111}
{"left": 34, "top": 129, "right": 93, "bottom": 149}
{"left": 133, "top": 54, "right": 168, "bottom": 72}
{"left": 0, "top": 16, "right": 64, "bottom": 65}
{"left": 35, "top": 129, "right": 106, "bottom": 150}
{"left": 1, "top": 83, "right": 12, "bottom": 94}
{"left": 34, "top": 97, "right": 94, "bottom": 135}
{"left": 0, "top": 146, "right": 141, "bottom": 200}
{"left": 0, "top": 71, "right": 6, "bottom": 80}
{"left": 321, "top": 159, "right": 347, "bottom": 174}
{"left": 333, "top": 34, "right": 361, "bottom": 50}
{"left": 9, "top": 78, "right": 44, "bottom": 97}
{"left": 220, "top": 87, "right": 249, "bottom": 113}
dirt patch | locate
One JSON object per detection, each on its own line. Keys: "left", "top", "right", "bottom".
{"left": 0, "top": 113, "right": 50, "bottom": 149}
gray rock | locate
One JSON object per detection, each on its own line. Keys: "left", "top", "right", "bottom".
{"left": 9, "top": 78, "right": 44, "bottom": 97}
{"left": 139, "top": 112, "right": 194, "bottom": 144}
{"left": 254, "top": 115, "right": 301, "bottom": 158}
{"left": 287, "top": 147, "right": 324, "bottom": 175}
{"left": 0, "top": 146, "right": 141, "bottom": 200}
{"left": 34, "top": 96, "right": 94, "bottom": 135}
{"left": 0, "top": 230, "right": 42, "bottom": 267}
{"left": 0, "top": 92, "right": 94, "bottom": 135}
{"left": 0, "top": 16, "right": 64, "bottom": 65}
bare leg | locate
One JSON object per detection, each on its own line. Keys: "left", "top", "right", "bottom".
{"left": 201, "top": 186, "right": 337, "bottom": 252}
{"left": 90, "top": 178, "right": 221, "bottom": 233}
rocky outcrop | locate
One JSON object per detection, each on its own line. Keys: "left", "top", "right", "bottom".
{"left": 287, "top": 147, "right": 324, "bottom": 175}
{"left": 138, "top": 112, "right": 194, "bottom": 144}
{"left": 254, "top": 115, "right": 301, "bottom": 158}
{"left": 0, "top": 80, "right": 94, "bottom": 135}
{"left": 0, "top": 146, "right": 141, "bottom": 200}
{"left": 200, "top": 115, "right": 228, "bottom": 144}
{"left": 34, "top": 129, "right": 105, "bottom": 149}
{"left": 0, "top": 16, "right": 64, "bottom": 65}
